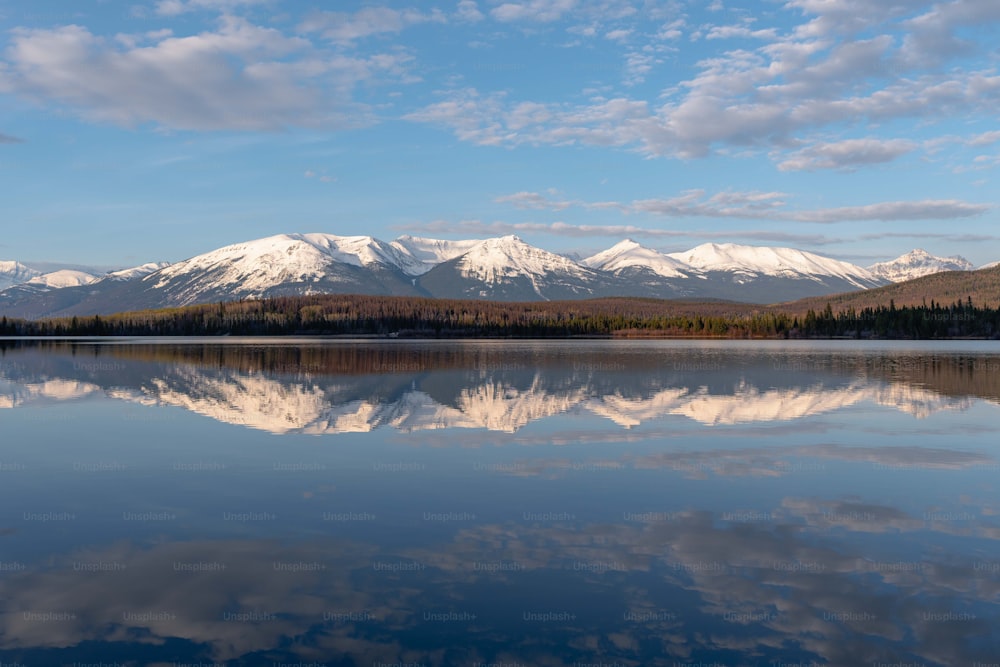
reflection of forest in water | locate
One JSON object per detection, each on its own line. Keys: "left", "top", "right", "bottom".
{"left": 4, "top": 339, "right": 1000, "bottom": 394}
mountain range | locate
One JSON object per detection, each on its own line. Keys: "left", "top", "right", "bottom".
{"left": 0, "top": 234, "right": 992, "bottom": 319}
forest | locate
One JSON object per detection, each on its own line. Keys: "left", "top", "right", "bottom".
{"left": 1, "top": 293, "right": 999, "bottom": 339}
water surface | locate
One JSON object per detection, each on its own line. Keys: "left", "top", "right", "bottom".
{"left": 1, "top": 339, "right": 998, "bottom": 666}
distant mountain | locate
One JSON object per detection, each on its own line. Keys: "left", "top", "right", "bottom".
{"left": 26, "top": 269, "right": 100, "bottom": 289}
{"left": 0, "top": 269, "right": 100, "bottom": 314}
{"left": 0, "top": 261, "right": 41, "bottom": 291}
{"left": 4, "top": 232, "right": 963, "bottom": 320}
{"left": 867, "top": 249, "right": 974, "bottom": 283}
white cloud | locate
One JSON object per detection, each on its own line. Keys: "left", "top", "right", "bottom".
{"left": 704, "top": 24, "right": 779, "bottom": 40}
{"left": 299, "top": 7, "right": 446, "bottom": 43}
{"left": 495, "top": 191, "right": 576, "bottom": 210}
{"left": 491, "top": 0, "right": 578, "bottom": 23}
{"left": 900, "top": 0, "right": 1000, "bottom": 66}
{"left": 791, "top": 200, "right": 989, "bottom": 223}
{"left": 0, "top": 18, "right": 414, "bottom": 132}
{"left": 406, "top": 0, "right": 1000, "bottom": 166}
{"left": 622, "top": 52, "right": 659, "bottom": 86}
{"left": 783, "top": 0, "right": 930, "bottom": 38}
{"left": 778, "top": 138, "right": 918, "bottom": 171}
{"left": 401, "top": 89, "right": 510, "bottom": 146}
{"left": 965, "top": 130, "right": 1000, "bottom": 147}
{"left": 456, "top": 0, "right": 485, "bottom": 22}
{"left": 860, "top": 232, "right": 1000, "bottom": 243}
{"left": 154, "top": 0, "right": 269, "bottom": 16}
{"left": 492, "top": 189, "right": 990, "bottom": 223}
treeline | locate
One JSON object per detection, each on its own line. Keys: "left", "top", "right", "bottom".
{"left": 797, "top": 298, "right": 1000, "bottom": 338}
{"left": 0, "top": 294, "right": 998, "bottom": 339}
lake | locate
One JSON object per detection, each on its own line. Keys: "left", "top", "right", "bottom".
{"left": 1, "top": 338, "right": 998, "bottom": 666}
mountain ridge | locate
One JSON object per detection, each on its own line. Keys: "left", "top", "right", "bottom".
{"left": 866, "top": 249, "right": 974, "bottom": 283}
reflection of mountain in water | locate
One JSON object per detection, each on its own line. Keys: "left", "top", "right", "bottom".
{"left": 0, "top": 341, "right": 996, "bottom": 433}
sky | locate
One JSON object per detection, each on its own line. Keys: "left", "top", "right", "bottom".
{"left": 1, "top": 0, "right": 999, "bottom": 270}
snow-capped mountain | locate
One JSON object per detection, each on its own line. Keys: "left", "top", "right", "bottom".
{"left": 667, "top": 243, "right": 882, "bottom": 289}
{"left": 145, "top": 233, "right": 425, "bottom": 306}
{"left": 0, "top": 268, "right": 101, "bottom": 310}
{"left": 583, "top": 239, "right": 694, "bottom": 279}
{"left": 418, "top": 235, "right": 618, "bottom": 301}
{"left": 0, "top": 261, "right": 42, "bottom": 290}
{"left": 585, "top": 239, "right": 886, "bottom": 301}
{"left": 866, "top": 249, "right": 975, "bottom": 283}
{"left": 981, "top": 260, "right": 1000, "bottom": 270}
{"left": 26, "top": 269, "right": 100, "bottom": 289}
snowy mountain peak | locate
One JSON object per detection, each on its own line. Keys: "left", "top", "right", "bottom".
{"left": 583, "top": 239, "right": 692, "bottom": 279}
{"left": 105, "top": 262, "right": 172, "bottom": 281}
{"left": 449, "top": 235, "right": 599, "bottom": 296}
{"left": 26, "top": 269, "right": 100, "bottom": 289}
{"left": 0, "top": 261, "right": 42, "bottom": 290}
{"left": 667, "top": 242, "right": 881, "bottom": 288}
{"left": 866, "top": 249, "right": 974, "bottom": 283}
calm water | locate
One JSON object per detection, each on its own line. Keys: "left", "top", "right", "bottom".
{"left": 1, "top": 338, "right": 999, "bottom": 667}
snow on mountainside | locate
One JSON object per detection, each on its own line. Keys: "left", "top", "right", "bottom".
{"left": 419, "top": 235, "right": 614, "bottom": 301}
{"left": 981, "top": 260, "right": 1000, "bottom": 270}
{"left": 26, "top": 269, "right": 100, "bottom": 289}
{"left": 0, "top": 261, "right": 42, "bottom": 290}
{"left": 390, "top": 236, "right": 484, "bottom": 275}
{"left": 105, "top": 262, "right": 171, "bottom": 281}
{"left": 149, "top": 233, "right": 424, "bottom": 304}
{"left": 666, "top": 243, "right": 882, "bottom": 288}
{"left": 411, "top": 234, "right": 628, "bottom": 302}
{"left": 455, "top": 235, "right": 591, "bottom": 284}
{"left": 153, "top": 233, "right": 406, "bottom": 287}
{"left": 867, "top": 249, "right": 975, "bottom": 283}
{"left": 582, "top": 239, "right": 694, "bottom": 278}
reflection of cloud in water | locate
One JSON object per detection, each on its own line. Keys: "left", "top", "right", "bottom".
{"left": 396, "top": 512, "right": 1000, "bottom": 666}
{"left": 0, "top": 539, "right": 382, "bottom": 662}
{"left": 0, "top": 379, "right": 101, "bottom": 408}
{"left": 1, "top": 507, "right": 998, "bottom": 663}
{"left": 495, "top": 443, "right": 997, "bottom": 480}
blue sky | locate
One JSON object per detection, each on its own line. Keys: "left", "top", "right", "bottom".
{"left": 1, "top": 0, "right": 999, "bottom": 269}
